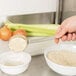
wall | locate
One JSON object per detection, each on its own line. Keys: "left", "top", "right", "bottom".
{"left": 62, "top": 0, "right": 76, "bottom": 21}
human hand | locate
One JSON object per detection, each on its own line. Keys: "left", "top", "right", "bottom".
{"left": 55, "top": 16, "right": 76, "bottom": 43}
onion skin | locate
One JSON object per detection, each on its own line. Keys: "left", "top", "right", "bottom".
{"left": 0, "top": 26, "right": 13, "bottom": 41}
{"left": 13, "top": 29, "right": 27, "bottom": 36}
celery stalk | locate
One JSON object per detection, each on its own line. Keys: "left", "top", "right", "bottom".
{"left": 27, "top": 31, "right": 56, "bottom": 36}
{"left": 6, "top": 23, "right": 59, "bottom": 36}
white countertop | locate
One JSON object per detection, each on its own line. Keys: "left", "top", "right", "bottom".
{"left": 0, "top": 38, "right": 76, "bottom": 56}
{"left": 0, "top": 37, "right": 54, "bottom": 56}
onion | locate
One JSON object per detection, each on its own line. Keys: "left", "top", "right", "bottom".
{"left": 0, "top": 26, "right": 12, "bottom": 41}
{"left": 13, "top": 29, "right": 27, "bottom": 36}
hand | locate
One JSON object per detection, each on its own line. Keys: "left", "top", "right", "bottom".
{"left": 55, "top": 16, "right": 76, "bottom": 43}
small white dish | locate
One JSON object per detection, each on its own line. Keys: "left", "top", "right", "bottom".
{"left": 44, "top": 44, "right": 76, "bottom": 76}
{"left": 0, "top": 51, "right": 31, "bottom": 75}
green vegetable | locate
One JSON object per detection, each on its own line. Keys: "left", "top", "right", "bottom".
{"left": 27, "top": 31, "right": 56, "bottom": 36}
{"left": 6, "top": 22, "right": 59, "bottom": 36}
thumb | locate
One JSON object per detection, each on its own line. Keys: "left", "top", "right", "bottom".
{"left": 55, "top": 27, "right": 67, "bottom": 38}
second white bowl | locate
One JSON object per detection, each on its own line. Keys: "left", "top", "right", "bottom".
{"left": 44, "top": 44, "right": 76, "bottom": 76}
{"left": 0, "top": 51, "right": 31, "bottom": 75}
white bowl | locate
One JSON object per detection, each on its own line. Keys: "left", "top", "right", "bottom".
{"left": 0, "top": 51, "right": 31, "bottom": 75}
{"left": 44, "top": 44, "right": 76, "bottom": 76}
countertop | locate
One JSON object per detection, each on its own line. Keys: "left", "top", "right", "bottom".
{"left": 0, "top": 55, "right": 60, "bottom": 76}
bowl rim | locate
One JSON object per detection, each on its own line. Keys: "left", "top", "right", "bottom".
{"left": 0, "top": 51, "right": 31, "bottom": 68}
{"left": 44, "top": 43, "right": 76, "bottom": 68}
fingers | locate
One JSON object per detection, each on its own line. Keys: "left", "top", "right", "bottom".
{"left": 54, "top": 38, "right": 59, "bottom": 44}
{"left": 56, "top": 26, "right": 62, "bottom": 34}
{"left": 55, "top": 25, "right": 67, "bottom": 43}
{"left": 62, "top": 33, "right": 76, "bottom": 41}
{"left": 61, "top": 33, "right": 72, "bottom": 41}
{"left": 55, "top": 33, "right": 76, "bottom": 43}
{"left": 56, "top": 27, "right": 67, "bottom": 38}
{"left": 61, "top": 35, "right": 67, "bottom": 41}
{"left": 67, "top": 33, "right": 72, "bottom": 41}
{"left": 72, "top": 33, "right": 76, "bottom": 40}
{"left": 61, "top": 33, "right": 75, "bottom": 41}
